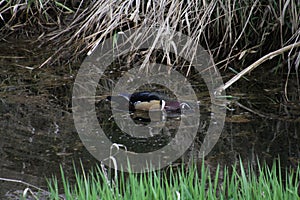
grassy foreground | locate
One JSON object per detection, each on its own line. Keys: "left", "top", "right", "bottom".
{"left": 46, "top": 160, "right": 300, "bottom": 200}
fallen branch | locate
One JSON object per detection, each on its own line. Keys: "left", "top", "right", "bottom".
{"left": 216, "top": 41, "right": 300, "bottom": 93}
{"left": 0, "top": 177, "right": 65, "bottom": 199}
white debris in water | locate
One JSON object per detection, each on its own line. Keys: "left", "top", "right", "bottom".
{"left": 54, "top": 122, "right": 59, "bottom": 134}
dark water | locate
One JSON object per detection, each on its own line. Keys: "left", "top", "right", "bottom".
{"left": 0, "top": 39, "right": 299, "bottom": 198}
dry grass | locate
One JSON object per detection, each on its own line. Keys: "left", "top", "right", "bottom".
{"left": 1, "top": 0, "right": 299, "bottom": 73}
{"left": 0, "top": 0, "right": 74, "bottom": 36}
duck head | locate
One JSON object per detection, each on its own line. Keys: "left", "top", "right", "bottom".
{"left": 164, "top": 101, "right": 192, "bottom": 112}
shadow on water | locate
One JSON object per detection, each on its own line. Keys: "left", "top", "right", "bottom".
{"left": 0, "top": 39, "right": 98, "bottom": 198}
{"left": 0, "top": 39, "right": 299, "bottom": 198}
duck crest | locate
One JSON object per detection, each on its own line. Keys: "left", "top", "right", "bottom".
{"left": 129, "top": 91, "right": 160, "bottom": 103}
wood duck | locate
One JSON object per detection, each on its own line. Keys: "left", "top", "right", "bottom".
{"left": 107, "top": 91, "right": 191, "bottom": 112}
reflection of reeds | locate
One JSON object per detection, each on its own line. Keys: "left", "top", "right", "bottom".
{"left": 1, "top": 1, "right": 299, "bottom": 71}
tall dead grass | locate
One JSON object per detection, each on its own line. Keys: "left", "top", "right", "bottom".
{"left": 1, "top": 0, "right": 299, "bottom": 73}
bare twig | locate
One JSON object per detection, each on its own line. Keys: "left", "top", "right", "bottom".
{"left": 0, "top": 177, "right": 47, "bottom": 192}
{"left": 216, "top": 41, "right": 300, "bottom": 93}
{"left": 0, "top": 177, "right": 65, "bottom": 199}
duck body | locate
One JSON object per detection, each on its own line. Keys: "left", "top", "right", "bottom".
{"left": 134, "top": 100, "right": 164, "bottom": 111}
{"left": 107, "top": 91, "right": 191, "bottom": 112}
